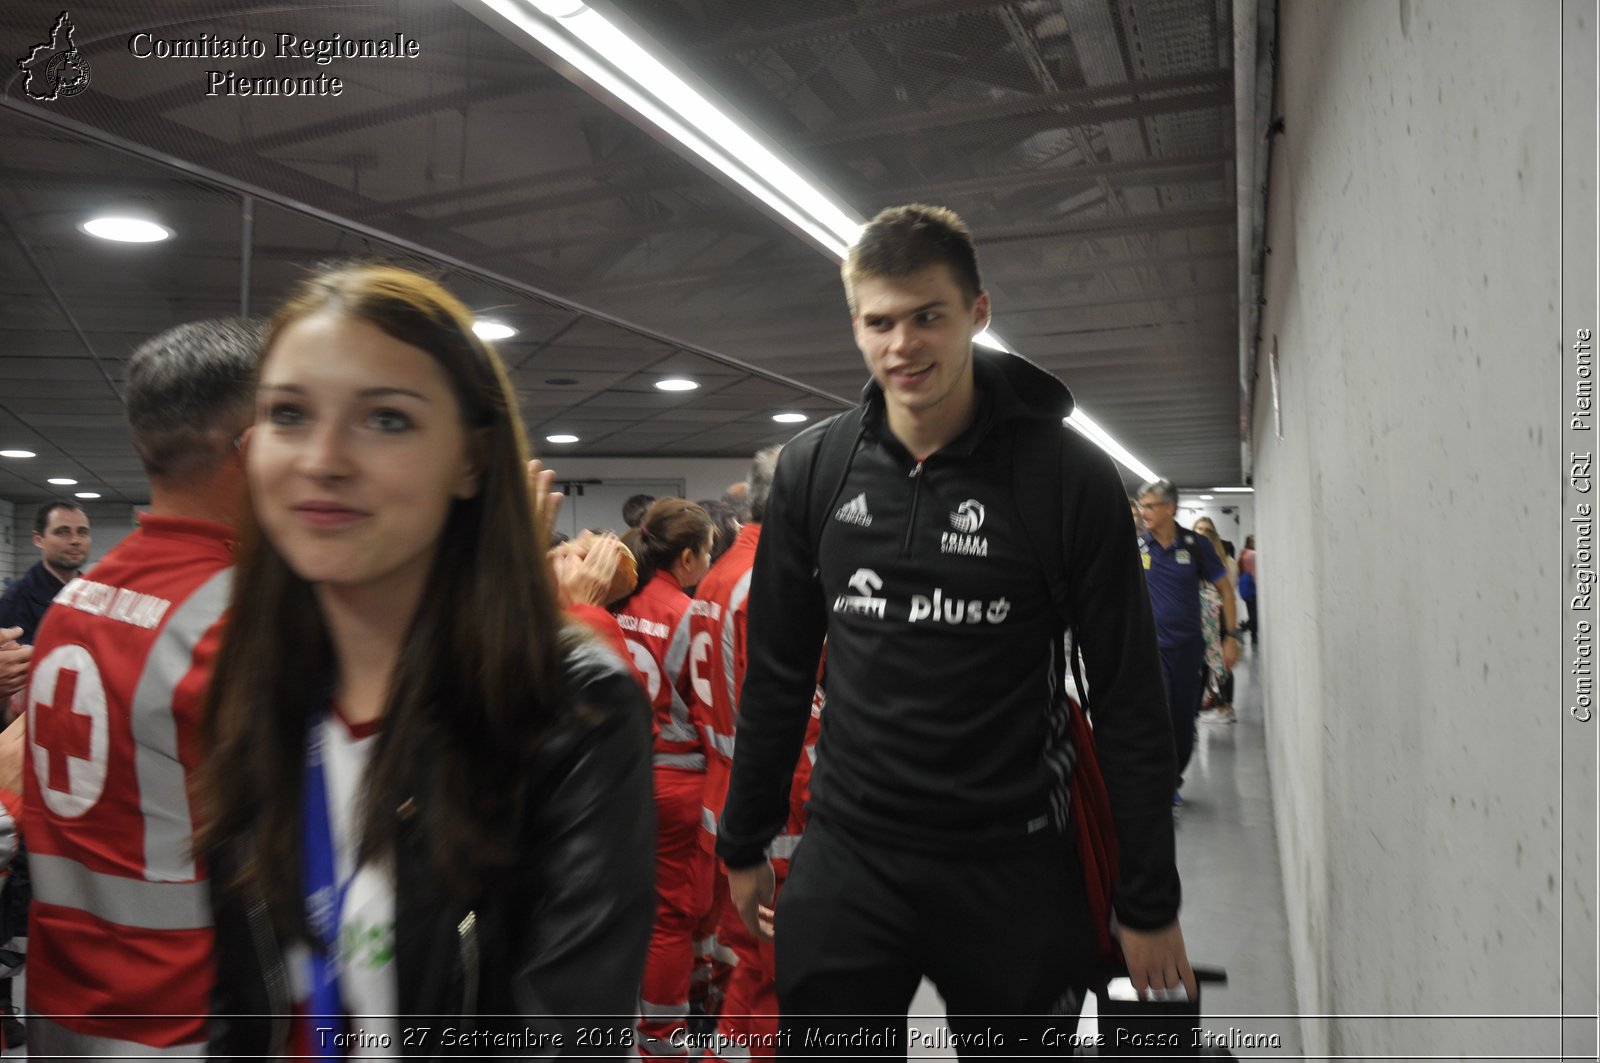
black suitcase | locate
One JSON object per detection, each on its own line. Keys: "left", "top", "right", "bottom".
{"left": 1076, "top": 965, "right": 1238, "bottom": 1059}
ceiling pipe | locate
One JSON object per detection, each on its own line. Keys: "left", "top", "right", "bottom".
{"left": 1234, "top": 0, "right": 1278, "bottom": 484}
{"left": 0, "top": 205, "right": 123, "bottom": 405}
{"left": 1233, "top": 0, "right": 1257, "bottom": 483}
{"left": 0, "top": 97, "right": 853, "bottom": 410}
{"left": 239, "top": 194, "right": 254, "bottom": 319}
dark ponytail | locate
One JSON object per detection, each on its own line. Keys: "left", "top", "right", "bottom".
{"left": 616, "top": 497, "right": 713, "bottom": 605}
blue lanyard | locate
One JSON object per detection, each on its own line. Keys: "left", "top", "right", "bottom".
{"left": 302, "top": 715, "right": 355, "bottom": 1059}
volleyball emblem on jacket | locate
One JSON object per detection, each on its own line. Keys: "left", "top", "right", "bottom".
{"left": 949, "top": 499, "right": 985, "bottom": 534}
{"left": 942, "top": 499, "right": 990, "bottom": 557}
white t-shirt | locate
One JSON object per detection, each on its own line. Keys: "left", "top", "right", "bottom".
{"left": 288, "top": 712, "right": 397, "bottom": 1056}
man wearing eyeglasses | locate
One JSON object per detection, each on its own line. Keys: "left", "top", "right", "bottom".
{"left": 1136, "top": 480, "right": 1240, "bottom": 807}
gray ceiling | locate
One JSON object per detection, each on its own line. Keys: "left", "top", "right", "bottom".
{"left": 1, "top": 0, "right": 1242, "bottom": 509}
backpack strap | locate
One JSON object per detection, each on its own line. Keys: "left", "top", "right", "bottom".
{"left": 804, "top": 406, "right": 869, "bottom": 555}
{"left": 1007, "top": 418, "right": 1124, "bottom": 969}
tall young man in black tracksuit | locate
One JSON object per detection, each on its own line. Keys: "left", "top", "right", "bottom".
{"left": 717, "top": 205, "right": 1194, "bottom": 1053}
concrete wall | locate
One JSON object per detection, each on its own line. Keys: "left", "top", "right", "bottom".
{"left": 1176, "top": 493, "right": 1255, "bottom": 554}
{"left": 533, "top": 455, "right": 757, "bottom": 506}
{"left": 1253, "top": 2, "right": 1572, "bottom": 1057}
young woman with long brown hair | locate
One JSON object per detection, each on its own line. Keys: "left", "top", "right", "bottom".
{"left": 611, "top": 498, "right": 715, "bottom": 1055}
{"left": 1193, "top": 515, "right": 1237, "bottom": 722}
{"left": 197, "top": 264, "right": 655, "bottom": 1056}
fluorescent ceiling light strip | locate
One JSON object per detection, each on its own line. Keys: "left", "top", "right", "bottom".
{"left": 486, "top": 0, "right": 1159, "bottom": 481}
{"left": 1066, "top": 410, "right": 1159, "bottom": 484}
{"left": 542, "top": 4, "right": 861, "bottom": 244}
{"left": 491, "top": 0, "right": 856, "bottom": 256}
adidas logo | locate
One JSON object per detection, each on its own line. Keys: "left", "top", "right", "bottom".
{"left": 834, "top": 492, "right": 873, "bottom": 527}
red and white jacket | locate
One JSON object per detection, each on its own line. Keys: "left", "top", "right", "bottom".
{"left": 20, "top": 515, "right": 234, "bottom": 1055}
{"left": 677, "top": 525, "right": 820, "bottom": 870}
{"left": 614, "top": 570, "right": 702, "bottom": 771}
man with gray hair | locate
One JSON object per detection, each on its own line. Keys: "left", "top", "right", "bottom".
{"left": 10, "top": 318, "right": 260, "bottom": 1056}
{"left": 1136, "top": 479, "right": 1239, "bottom": 806}
{"left": 722, "top": 481, "right": 751, "bottom": 524}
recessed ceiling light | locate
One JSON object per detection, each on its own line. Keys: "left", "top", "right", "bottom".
{"left": 0, "top": 450, "right": 36, "bottom": 459}
{"left": 546, "top": 434, "right": 579, "bottom": 444}
{"left": 47, "top": 478, "right": 78, "bottom": 485}
{"left": 74, "top": 491, "right": 102, "bottom": 499}
{"left": 81, "top": 216, "right": 172, "bottom": 243}
{"left": 1212, "top": 486, "right": 1255, "bottom": 493}
{"left": 772, "top": 412, "right": 808, "bottom": 423}
{"left": 472, "top": 320, "right": 517, "bottom": 341}
{"left": 655, "top": 378, "right": 699, "bottom": 392}
{"left": 1199, "top": 494, "right": 1214, "bottom": 501}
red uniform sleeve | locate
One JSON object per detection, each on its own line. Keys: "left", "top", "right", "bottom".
{"left": 565, "top": 604, "right": 653, "bottom": 714}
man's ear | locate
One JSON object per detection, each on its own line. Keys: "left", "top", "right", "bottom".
{"left": 972, "top": 290, "right": 992, "bottom": 333}
{"left": 454, "top": 429, "right": 489, "bottom": 500}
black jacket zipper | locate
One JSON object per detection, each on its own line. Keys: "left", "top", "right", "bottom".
{"left": 902, "top": 460, "right": 924, "bottom": 556}
{"left": 457, "top": 910, "right": 480, "bottom": 1021}
{"left": 245, "top": 894, "right": 290, "bottom": 1057}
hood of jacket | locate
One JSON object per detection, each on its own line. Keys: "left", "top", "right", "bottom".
{"left": 857, "top": 347, "right": 1075, "bottom": 424}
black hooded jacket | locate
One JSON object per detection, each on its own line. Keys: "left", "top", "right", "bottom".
{"left": 716, "top": 349, "right": 1181, "bottom": 931}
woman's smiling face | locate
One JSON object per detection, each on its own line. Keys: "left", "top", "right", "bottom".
{"left": 249, "top": 311, "right": 480, "bottom": 594}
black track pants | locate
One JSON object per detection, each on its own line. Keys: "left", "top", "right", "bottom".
{"left": 773, "top": 815, "right": 1096, "bottom": 1059}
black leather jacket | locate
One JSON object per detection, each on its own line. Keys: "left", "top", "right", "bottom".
{"left": 208, "top": 638, "right": 656, "bottom": 1059}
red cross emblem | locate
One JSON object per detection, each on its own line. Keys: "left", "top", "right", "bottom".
{"left": 35, "top": 667, "right": 94, "bottom": 793}
{"left": 28, "top": 644, "right": 108, "bottom": 818}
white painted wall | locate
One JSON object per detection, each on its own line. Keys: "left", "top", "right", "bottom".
{"left": 536, "top": 455, "right": 760, "bottom": 508}
{"left": 1175, "top": 493, "right": 1254, "bottom": 555}
{"left": 1253, "top": 2, "right": 1575, "bottom": 1058}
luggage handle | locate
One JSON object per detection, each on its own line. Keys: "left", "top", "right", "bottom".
{"left": 1098, "top": 964, "right": 1229, "bottom": 1002}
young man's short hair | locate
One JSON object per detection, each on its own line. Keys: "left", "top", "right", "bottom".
{"left": 34, "top": 498, "right": 85, "bottom": 537}
{"left": 622, "top": 493, "right": 656, "bottom": 529}
{"left": 842, "top": 204, "right": 983, "bottom": 309}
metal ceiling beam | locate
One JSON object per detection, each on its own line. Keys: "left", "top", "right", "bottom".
{"left": 402, "top": 167, "right": 715, "bottom": 230}
{"left": 571, "top": 243, "right": 1235, "bottom": 298}
{"left": 472, "top": 199, "right": 1231, "bottom": 256}
{"left": 979, "top": 206, "right": 1236, "bottom": 243}
{"left": 879, "top": 151, "right": 1230, "bottom": 200}
{"left": 209, "top": 77, "right": 547, "bottom": 160}
{"left": 0, "top": 93, "right": 582, "bottom": 292}
{"left": 814, "top": 87, "right": 1232, "bottom": 149}
{"left": 486, "top": 207, "right": 772, "bottom": 256}
{"left": 798, "top": 70, "right": 1230, "bottom": 145}
{"left": 349, "top": 153, "right": 695, "bottom": 220}
{"left": 0, "top": 165, "right": 236, "bottom": 199}
{"left": 999, "top": 282, "right": 1238, "bottom": 312}
{"left": 0, "top": 98, "right": 854, "bottom": 409}
{"left": 692, "top": 0, "right": 1024, "bottom": 55}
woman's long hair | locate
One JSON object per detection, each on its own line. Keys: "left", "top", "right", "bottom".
{"left": 196, "top": 263, "right": 570, "bottom": 933}
{"left": 1193, "top": 518, "right": 1231, "bottom": 567}
{"left": 616, "top": 497, "right": 713, "bottom": 605}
